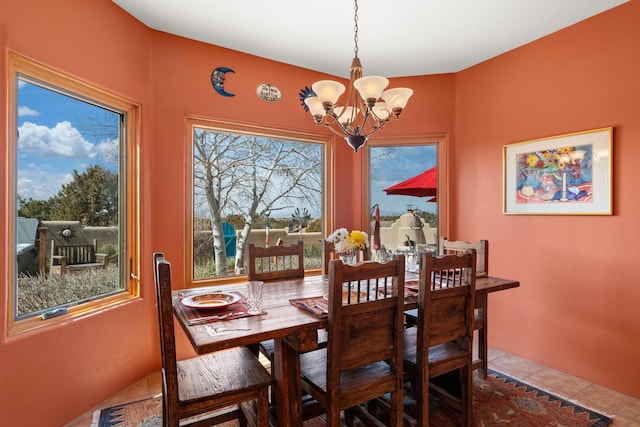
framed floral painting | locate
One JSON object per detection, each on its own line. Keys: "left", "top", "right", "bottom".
{"left": 503, "top": 127, "right": 612, "bottom": 215}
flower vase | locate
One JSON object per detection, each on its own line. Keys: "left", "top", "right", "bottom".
{"left": 338, "top": 251, "right": 357, "bottom": 265}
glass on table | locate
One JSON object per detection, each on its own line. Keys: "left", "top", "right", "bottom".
{"left": 406, "top": 251, "right": 419, "bottom": 272}
{"left": 246, "top": 280, "right": 264, "bottom": 314}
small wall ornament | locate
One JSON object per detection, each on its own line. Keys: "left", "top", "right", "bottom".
{"left": 211, "top": 67, "right": 235, "bottom": 97}
{"left": 298, "top": 86, "right": 316, "bottom": 112}
{"left": 57, "top": 226, "right": 76, "bottom": 242}
{"left": 256, "top": 83, "right": 282, "bottom": 102}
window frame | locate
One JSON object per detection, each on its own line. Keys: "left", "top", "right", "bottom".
{"left": 185, "top": 116, "right": 331, "bottom": 287}
{"left": 6, "top": 51, "right": 140, "bottom": 336}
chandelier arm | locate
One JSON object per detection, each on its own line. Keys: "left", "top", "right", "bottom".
{"left": 318, "top": 117, "right": 356, "bottom": 138}
{"left": 365, "top": 111, "right": 391, "bottom": 130}
{"left": 352, "top": 108, "right": 373, "bottom": 136}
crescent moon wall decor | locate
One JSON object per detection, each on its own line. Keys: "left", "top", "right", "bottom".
{"left": 211, "top": 67, "right": 235, "bottom": 97}
{"left": 298, "top": 86, "right": 316, "bottom": 111}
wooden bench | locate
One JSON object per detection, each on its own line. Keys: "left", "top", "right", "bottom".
{"left": 50, "top": 239, "right": 108, "bottom": 275}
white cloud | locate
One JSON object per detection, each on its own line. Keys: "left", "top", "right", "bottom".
{"left": 17, "top": 164, "right": 72, "bottom": 200}
{"left": 18, "top": 121, "right": 97, "bottom": 159}
{"left": 18, "top": 106, "right": 40, "bottom": 117}
{"left": 96, "top": 138, "right": 119, "bottom": 166}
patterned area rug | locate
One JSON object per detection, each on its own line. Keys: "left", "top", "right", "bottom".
{"left": 91, "top": 370, "right": 612, "bottom": 426}
{"left": 427, "top": 369, "right": 613, "bottom": 426}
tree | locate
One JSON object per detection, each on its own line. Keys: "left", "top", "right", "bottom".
{"left": 193, "top": 129, "right": 322, "bottom": 276}
{"left": 53, "top": 165, "right": 118, "bottom": 226}
{"left": 18, "top": 196, "right": 60, "bottom": 220}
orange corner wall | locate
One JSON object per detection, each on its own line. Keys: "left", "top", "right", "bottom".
{"left": 452, "top": 0, "right": 640, "bottom": 401}
{"left": 1, "top": 1, "right": 638, "bottom": 425}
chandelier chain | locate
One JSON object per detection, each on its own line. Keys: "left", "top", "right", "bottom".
{"left": 353, "top": 0, "right": 359, "bottom": 58}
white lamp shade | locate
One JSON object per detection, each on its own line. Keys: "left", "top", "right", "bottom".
{"left": 304, "top": 96, "right": 326, "bottom": 116}
{"left": 311, "top": 80, "right": 346, "bottom": 104}
{"left": 354, "top": 76, "right": 389, "bottom": 100}
{"left": 372, "top": 102, "right": 390, "bottom": 120}
{"left": 334, "top": 106, "right": 359, "bottom": 125}
{"left": 381, "top": 87, "right": 413, "bottom": 109}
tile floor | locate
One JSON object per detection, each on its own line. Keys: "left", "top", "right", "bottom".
{"left": 66, "top": 348, "right": 640, "bottom": 426}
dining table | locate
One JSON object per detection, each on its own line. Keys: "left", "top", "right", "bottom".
{"left": 172, "top": 272, "right": 519, "bottom": 427}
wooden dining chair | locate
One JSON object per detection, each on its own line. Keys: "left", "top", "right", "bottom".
{"left": 248, "top": 242, "right": 307, "bottom": 363}
{"left": 247, "top": 241, "right": 323, "bottom": 413}
{"left": 403, "top": 250, "right": 477, "bottom": 427}
{"left": 439, "top": 237, "right": 488, "bottom": 277}
{"left": 321, "top": 239, "right": 369, "bottom": 277}
{"left": 299, "top": 256, "right": 406, "bottom": 427}
{"left": 153, "top": 252, "right": 272, "bottom": 427}
{"left": 248, "top": 241, "right": 304, "bottom": 281}
{"left": 440, "top": 237, "right": 489, "bottom": 377}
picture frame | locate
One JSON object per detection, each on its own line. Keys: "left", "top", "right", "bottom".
{"left": 503, "top": 127, "right": 612, "bottom": 215}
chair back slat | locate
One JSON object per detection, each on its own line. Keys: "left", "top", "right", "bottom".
{"left": 427, "top": 286, "right": 470, "bottom": 346}
{"left": 248, "top": 241, "right": 304, "bottom": 281}
{"left": 339, "top": 299, "right": 397, "bottom": 370}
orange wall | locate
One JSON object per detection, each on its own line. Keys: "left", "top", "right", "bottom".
{"left": 453, "top": 1, "right": 640, "bottom": 399}
{"left": 0, "top": 1, "right": 454, "bottom": 425}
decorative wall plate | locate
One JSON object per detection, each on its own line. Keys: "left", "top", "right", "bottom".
{"left": 256, "top": 83, "right": 281, "bottom": 102}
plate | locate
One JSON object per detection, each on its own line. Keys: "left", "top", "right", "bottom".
{"left": 323, "top": 290, "right": 368, "bottom": 304}
{"left": 181, "top": 292, "right": 240, "bottom": 310}
{"left": 405, "top": 280, "right": 420, "bottom": 292}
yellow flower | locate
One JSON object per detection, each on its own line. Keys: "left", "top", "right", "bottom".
{"left": 348, "top": 230, "right": 369, "bottom": 250}
{"left": 526, "top": 154, "right": 539, "bottom": 167}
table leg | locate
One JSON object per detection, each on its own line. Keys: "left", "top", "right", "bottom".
{"left": 475, "top": 293, "right": 488, "bottom": 378}
{"left": 273, "top": 337, "right": 303, "bottom": 427}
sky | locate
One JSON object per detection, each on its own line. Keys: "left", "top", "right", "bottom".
{"left": 369, "top": 144, "right": 438, "bottom": 216}
{"left": 16, "top": 80, "right": 119, "bottom": 202}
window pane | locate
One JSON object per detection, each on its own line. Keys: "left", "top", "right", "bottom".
{"left": 15, "top": 79, "right": 123, "bottom": 319}
{"left": 191, "top": 126, "right": 324, "bottom": 281}
{"left": 368, "top": 144, "right": 439, "bottom": 260}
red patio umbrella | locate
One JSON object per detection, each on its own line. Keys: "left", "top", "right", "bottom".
{"left": 383, "top": 167, "right": 437, "bottom": 198}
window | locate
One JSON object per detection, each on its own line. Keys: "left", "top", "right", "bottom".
{"left": 366, "top": 138, "right": 446, "bottom": 259}
{"left": 7, "top": 52, "right": 139, "bottom": 334}
{"left": 188, "top": 118, "right": 328, "bottom": 285}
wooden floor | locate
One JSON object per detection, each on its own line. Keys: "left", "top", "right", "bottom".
{"left": 65, "top": 348, "right": 640, "bottom": 426}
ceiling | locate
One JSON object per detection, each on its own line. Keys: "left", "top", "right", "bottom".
{"left": 112, "top": 0, "right": 628, "bottom": 78}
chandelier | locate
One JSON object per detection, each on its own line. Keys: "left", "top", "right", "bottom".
{"left": 304, "top": 0, "right": 413, "bottom": 152}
